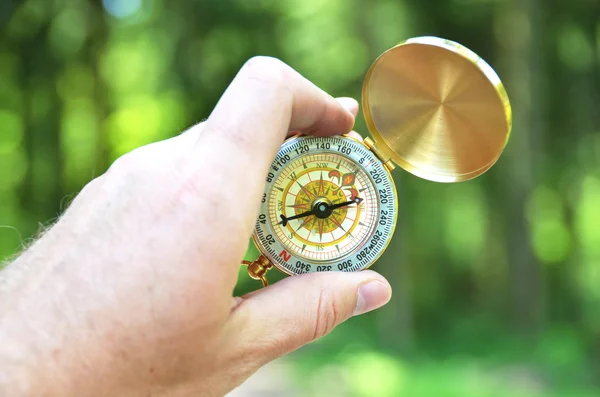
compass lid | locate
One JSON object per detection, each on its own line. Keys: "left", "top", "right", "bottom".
{"left": 362, "top": 36, "right": 512, "bottom": 183}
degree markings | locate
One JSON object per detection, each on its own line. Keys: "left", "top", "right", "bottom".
{"left": 255, "top": 136, "right": 397, "bottom": 274}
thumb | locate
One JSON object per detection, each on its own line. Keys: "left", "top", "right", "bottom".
{"left": 224, "top": 270, "right": 391, "bottom": 367}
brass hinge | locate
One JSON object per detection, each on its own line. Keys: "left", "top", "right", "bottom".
{"left": 241, "top": 255, "right": 273, "bottom": 287}
{"left": 363, "top": 137, "right": 396, "bottom": 172}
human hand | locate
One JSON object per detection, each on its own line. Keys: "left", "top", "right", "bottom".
{"left": 0, "top": 57, "right": 392, "bottom": 397}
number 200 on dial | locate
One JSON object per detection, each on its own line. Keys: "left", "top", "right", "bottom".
{"left": 253, "top": 135, "right": 398, "bottom": 276}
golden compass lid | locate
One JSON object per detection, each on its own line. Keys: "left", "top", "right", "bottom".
{"left": 362, "top": 36, "right": 512, "bottom": 183}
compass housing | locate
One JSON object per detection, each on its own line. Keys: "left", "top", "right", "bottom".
{"left": 247, "top": 37, "right": 511, "bottom": 282}
{"left": 252, "top": 135, "right": 397, "bottom": 276}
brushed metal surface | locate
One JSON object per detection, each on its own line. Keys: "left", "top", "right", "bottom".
{"left": 362, "top": 37, "right": 512, "bottom": 182}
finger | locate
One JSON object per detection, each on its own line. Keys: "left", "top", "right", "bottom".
{"left": 224, "top": 270, "right": 391, "bottom": 367}
{"left": 346, "top": 130, "right": 364, "bottom": 142}
{"left": 177, "top": 96, "right": 358, "bottom": 143}
{"left": 286, "top": 97, "right": 359, "bottom": 138}
{"left": 179, "top": 57, "right": 358, "bottom": 274}
{"left": 199, "top": 56, "right": 356, "bottom": 157}
{"left": 336, "top": 97, "right": 359, "bottom": 119}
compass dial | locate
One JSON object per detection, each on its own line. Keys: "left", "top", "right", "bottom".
{"left": 254, "top": 135, "right": 398, "bottom": 275}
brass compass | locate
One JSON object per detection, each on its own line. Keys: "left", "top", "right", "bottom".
{"left": 242, "top": 36, "right": 512, "bottom": 287}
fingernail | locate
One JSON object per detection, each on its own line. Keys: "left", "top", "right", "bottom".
{"left": 336, "top": 97, "right": 359, "bottom": 117}
{"left": 353, "top": 280, "right": 392, "bottom": 316}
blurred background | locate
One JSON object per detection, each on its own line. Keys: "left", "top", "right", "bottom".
{"left": 1, "top": 0, "right": 600, "bottom": 396}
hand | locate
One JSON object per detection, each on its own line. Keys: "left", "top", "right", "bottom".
{"left": 0, "top": 57, "right": 392, "bottom": 397}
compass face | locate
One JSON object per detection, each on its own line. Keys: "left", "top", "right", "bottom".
{"left": 253, "top": 135, "right": 398, "bottom": 275}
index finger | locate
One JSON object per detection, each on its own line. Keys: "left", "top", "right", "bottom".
{"left": 183, "top": 57, "right": 358, "bottom": 276}
{"left": 192, "top": 56, "right": 358, "bottom": 208}
{"left": 198, "top": 56, "right": 356, "bottom": 156}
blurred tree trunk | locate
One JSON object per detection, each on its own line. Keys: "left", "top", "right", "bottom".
{"left": 560, "top": 2, "right": 600, "bottom": 380}
{"left": 496, "top": 0, "right": 545, "bottom": 334}
{"left": 19, "top": 24, "right": 63, "bottom": 238}
{"left": 87, "top": 1, "right": 110, "bottom": 177}
{"left": 376, "top": 173, "right": 414, "bottom": 353}
{"left": 357, "top": 0, "right": 414, "bottom": 352}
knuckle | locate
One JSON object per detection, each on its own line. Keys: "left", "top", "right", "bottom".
{"left": 106, "top": 150, "right": 141, "bottom": 177}
{"left": 80, "top": 174, "right": 104, "bottom": 195}
{"left": 311, "top": 288, "right": 340, "bottom": 340}
{"left": 105, "top": 144, "right": 170, "bottom": 181}
{"left": 103, "top": 154, "right": 137, "bottom": 189}
{"left": 67, "top": 175, "right": 105, "bottom": 210}
{"left": 240, "top": 56, "right": 290, "bottom": 88}
{"left": 103, "top": 145, "right": 175, "bottom": 194}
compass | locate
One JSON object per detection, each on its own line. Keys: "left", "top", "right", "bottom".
{"left": 242, "top": 36, "right": 512, "bottom": 287}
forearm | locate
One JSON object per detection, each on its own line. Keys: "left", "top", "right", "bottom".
{"left": 0, "top": 229, "right": 132, "bottom": 397}
{"left": 0, "top": 223, "right": 222, "bottom": 397}
{"left": 0, "top": 232, "right": 88, "bottom": 395}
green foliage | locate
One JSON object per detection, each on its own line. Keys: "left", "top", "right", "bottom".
{"left": 1, "top": 0, "right": 599, "bottom": 395}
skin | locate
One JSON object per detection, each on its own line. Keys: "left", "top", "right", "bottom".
{"left": 0, "top": 57, "right": 392, "bottom": 397}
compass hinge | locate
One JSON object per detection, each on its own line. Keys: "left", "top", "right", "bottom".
{"left": 242, "top": 255, "right": 273, "bottom": 287}
{"left": 363, "top": 137, "right": 396, "bottom": 172}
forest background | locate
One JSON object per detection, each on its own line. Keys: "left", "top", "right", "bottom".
{"left": 1, "top": 0, "right": 599, "bottom": 396}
